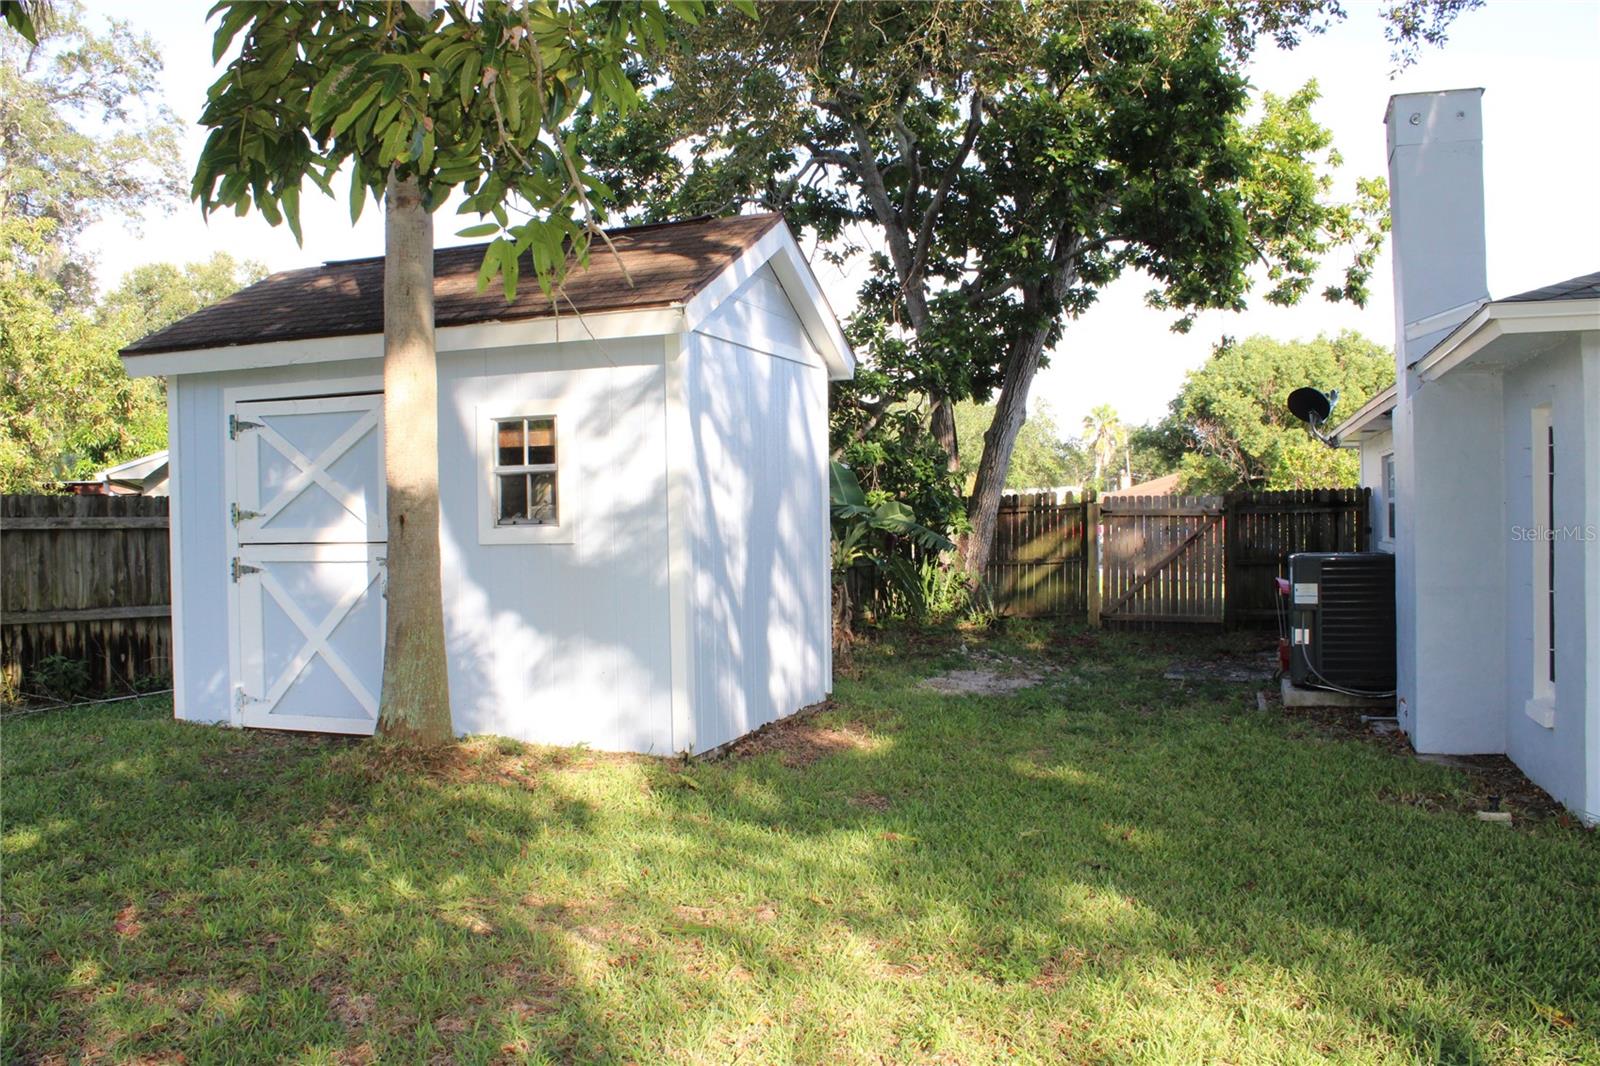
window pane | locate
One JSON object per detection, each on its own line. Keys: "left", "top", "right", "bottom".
{"left": 497, "top": 420, "right": 525, "bottom": 466}
{"left": 527, "top": 417, "right": 556, "bottom": 466}
{"left": 498, "top": 472, "right": 527, "bottom": 522}
{"left": 528, "top": 472, "right": 557, "bottom": 525}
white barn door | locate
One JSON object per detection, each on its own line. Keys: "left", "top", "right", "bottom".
{"left": 230, "top": 394, "right": 385, "bottom": 734}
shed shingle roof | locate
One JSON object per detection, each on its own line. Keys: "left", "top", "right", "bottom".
{"left": 1499, "top": 270, "right": 1600, "bottom": 304}
{"left": 122, "top": 213, "right": 784, "bottom": 357}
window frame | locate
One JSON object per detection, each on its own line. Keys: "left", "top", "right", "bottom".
{"left": 476, "top": 399, "right": 576, "bottom": 546}
{"left": 492, "top": 416, "right": 560, "bottom": 527}
{"left": 1527, "top": 403, "right": 1555, "bottom": 726}
{"left": 1381, "top": 451, "right": 1397, "bottom": 543}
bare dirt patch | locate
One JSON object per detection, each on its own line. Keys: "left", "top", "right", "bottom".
{"left": 920, "top": 669, "right": 1044, "bottom": 696}
{"left": 1162, "top": 652, "right": 1277, "bottom": 684}
{"left": 714, "top": 701, "right": 880, "bottom": 766}
{"left": 849, "top": 792, "right": 892, "bottom": 812}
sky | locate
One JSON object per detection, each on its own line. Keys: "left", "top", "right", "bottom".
{"left": 78, "top": 0, "right": 1600, "bottom": 436}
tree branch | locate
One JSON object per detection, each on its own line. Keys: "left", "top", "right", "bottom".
{"left": 905, "top": 92, "right": 982, "bottom": 291}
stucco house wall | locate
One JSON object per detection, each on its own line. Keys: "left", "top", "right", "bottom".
{"left": 1499, "top": 338, "right": 1591, "bottom": 814}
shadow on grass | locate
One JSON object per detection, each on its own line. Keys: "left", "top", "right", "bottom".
{"left": 4, "top": 627, "right": 1597, "bottom": 1063}
{"left": 647, "top": 625, "right": 1600, "bottom": 1061}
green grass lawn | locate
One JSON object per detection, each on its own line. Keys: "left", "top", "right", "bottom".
{"left": 4, "top": 624, "right": 1598, "bottom": 1064}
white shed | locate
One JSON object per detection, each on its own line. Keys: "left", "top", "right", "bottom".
{"left": 121, "top": 214, "right": 854, "bottom": 754}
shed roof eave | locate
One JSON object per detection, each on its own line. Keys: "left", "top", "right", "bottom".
{"left": 121, "top": 305, "right": 689, "bottom": 379}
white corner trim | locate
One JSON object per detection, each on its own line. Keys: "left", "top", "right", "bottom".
{"left": 121, "top": 307, "right": 687, "bottom": 379}
{"left": 681, "top": 220, "right": 856, "bottom": 381}
{"left": 1582, "top": 333, "right": 1600, "bottom": 823}
{"left": 474, "top": 398, "right": 577, "bottom": 546}
{"left": 662, "top": 332, "right": 697, "bottom": 755}
{"left": 165, "top": 378, "right": 186, "bottom": 721}
{"left": 1524, "top": 695, "right": 1556, "bottom": 730}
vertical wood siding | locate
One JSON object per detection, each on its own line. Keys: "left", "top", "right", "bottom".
{"left": 686, "top": 267, "right": 831, "bottom": 753}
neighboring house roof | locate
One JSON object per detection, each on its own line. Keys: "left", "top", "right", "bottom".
{"left": 1412, "top": 268, "right": 1600, "bottom": 381}
{"left": 122, "top": 213, "right": 785, "bottom": 357}
{"left": 1113, "top": 472, "right": 1183, "bottom": 496}
{"left": 1333, "top": 384, "right": 1397, "bottom": 445}
{"left": 62, "top": 450, "right": 170, "bottom": 496}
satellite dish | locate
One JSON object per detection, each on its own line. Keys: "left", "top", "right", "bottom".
{"left": 1287, "top": 387, "right": 1335, "bottom": 425}
{"left": 1287, "top": 386, "right": 1340, "bottom": 447}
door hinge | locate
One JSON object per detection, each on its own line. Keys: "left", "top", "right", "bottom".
{"left": 230, "top": 557, "right": 262, "bottom": 582}
{"left": 228, "top": 414, "right": 262, "bottom": 440}
{"left": 230, "top": 502, "right": 262, "bottom": 527}
{"left": 235, "top": 686, "right": 261, "bottom": 713}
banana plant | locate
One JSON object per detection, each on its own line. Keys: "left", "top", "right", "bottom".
{"left": 830, "top": 461, "right": 953, "bottom": 635}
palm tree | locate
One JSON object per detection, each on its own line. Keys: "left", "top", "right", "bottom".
{"left": 1082, "top": 405, "right": 1126, "bottom": 491}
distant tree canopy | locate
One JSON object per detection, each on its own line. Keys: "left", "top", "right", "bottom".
{"left": 0, "top": 4, "right": 261, "bottom": 492}
{"left": 0, "top": 223, "right": 263, "bottom": 491}
{"left": 99, "top": 253, "right": 267, "bottom": 341}
{"left": 0, "top": 1, "right": 184, "bottom": 303}
{"left": 1151, "top": 332, "right": 1394, "bottom": 493}
{"left": 953, "top": 400, "right": 1086, "bottom": 493}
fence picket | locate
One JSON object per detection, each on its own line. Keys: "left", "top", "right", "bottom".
{"left": 2, "top": 495, "right": 172, "bottom": 695}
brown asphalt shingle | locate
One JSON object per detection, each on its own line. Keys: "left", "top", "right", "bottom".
{"left": 1499, "top": 270, "right": 1600, "bottom": 304}
{"left": 122, "top": 213, "right": 784, "bottom": 357}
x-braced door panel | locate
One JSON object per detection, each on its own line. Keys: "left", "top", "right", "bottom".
{"left": 233, "top": 395, "right": 384, "bottom": 544}
{"left": 230, "top": 392, "right": 386, "bottom": 735}
{"left": 236, "top": 544, "right": 384, "bottom": 734}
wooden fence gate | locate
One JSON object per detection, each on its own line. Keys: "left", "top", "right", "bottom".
{"left": 1096, "top": 494, "right": 1228, "bottom": 626}
{"left": 1091, "top": 488, "right": 1370, "bottom": 627}
{"left": 1, "top": 494, "right": 172, "bottom": 696}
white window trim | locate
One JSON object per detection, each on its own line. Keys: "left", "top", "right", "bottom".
{"left": 1380, "top": 451, "right": 1397, "bottom": 546}
{"left": 476, "top": 398, "right": 576, "bottom": 545}
{"left": 1527, "top": 403, "right": 1554, "bottom": 727}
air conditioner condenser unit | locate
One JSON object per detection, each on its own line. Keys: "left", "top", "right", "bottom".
{"left": 1285, "top": 552, "right": 1396, "bottom": 696}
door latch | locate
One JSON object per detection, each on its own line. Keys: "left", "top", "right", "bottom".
{"left": 230, "top": 557, "right": 262, "bottom": 582}
{"left": 230, "top": 502, "right": 263, "bottom": 527}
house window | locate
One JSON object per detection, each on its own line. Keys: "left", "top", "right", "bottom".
{"left": 494, "top": 416, "right": 558, "bottom": 526}
{"left": 1382, "top": 452, "right": 1396, "bottom": 540}
{"left": 1531, "top": 405, "right": 1555, "bottom": 703}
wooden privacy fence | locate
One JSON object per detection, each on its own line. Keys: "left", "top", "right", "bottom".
{"left": 1, "top": 495, "right": 172, "bottom": 695}
{"left": 970, "top": 487, "right": 1370, "bottom": 625}
{"left": 1222, "top": 489, "right": 1370, "bottom": 627}
{"left": 984, "top": 492, "right": 1090, "bottom": 617}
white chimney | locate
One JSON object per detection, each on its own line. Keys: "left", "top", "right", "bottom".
{"left": 1382, "top": 87, "right": 1508, "bottom": 758}
{"left": 1385, "top": 88, "right": 1488, "bottom": 380}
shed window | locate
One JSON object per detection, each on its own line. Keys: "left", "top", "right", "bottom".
{"left": 494, "top": 416, "right": 559, "bottom": 526}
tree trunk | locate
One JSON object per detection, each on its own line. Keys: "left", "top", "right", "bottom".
{"left": 376, "top": 172, "right": 453, "bottom": 745}
{"left": 929, "top": 395, "right": 959, "bottom": 472}
{"left": 960, "top": 336, "right": 1045, "bottom": 577}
